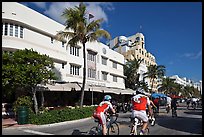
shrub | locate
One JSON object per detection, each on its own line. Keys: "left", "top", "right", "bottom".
{"left": 13, "top": 95, "right": 33, "bottom": 113}
{"left": 29, "top": 106, "right": 96, "bottom": 125}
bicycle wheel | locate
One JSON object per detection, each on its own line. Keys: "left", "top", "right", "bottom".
{"left": 136, "top": 125, "right": 142, "bottom": 135}
{"left": 88, "top": 126, "right": 100, "bottom": 135}
{"left": 145, "top": 127, "right": 150, "bottom": 135}
{"left": 107, "top": 122, "right": 119, "bottom": 135}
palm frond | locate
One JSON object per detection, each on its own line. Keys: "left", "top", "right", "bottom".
{"left": 94, "top": 29, "right": 111, "bottom": 40}
{"left": 55, "top": 31, "right": 75, "bottom": 41}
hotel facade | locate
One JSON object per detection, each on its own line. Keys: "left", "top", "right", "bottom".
{"left": 108, "top": 33, "right": 158, "bottom": 92}
{"left": 2, "top": 2, "right": 134, "bottom": 106}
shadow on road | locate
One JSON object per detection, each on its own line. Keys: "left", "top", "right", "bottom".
{"left": 184, "top": 111, "right": 202, "bottom": 115}
{"left": 71, "top": 129, "right": 88, "bottom": 135}
{"left": 156, "top": 114, "right": 202, "bottom": 135}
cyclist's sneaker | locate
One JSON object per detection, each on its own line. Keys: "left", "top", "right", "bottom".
{"left": 139, "top": 130, "right": 144, "bottom": 135}
{"left": 130, "top": 132, "right": 134, "bottom": 135}
{"left": 151, "top": 118, "right": 155, "bottom": 126}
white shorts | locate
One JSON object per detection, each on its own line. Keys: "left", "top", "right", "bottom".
{"left": 131, "top": 110, "right": 148, "bottom": 122}
{"left": 93, "top": 112, "right": 107, "bottom": 125}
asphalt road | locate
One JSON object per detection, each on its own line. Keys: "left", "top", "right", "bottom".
{"left": 2, "top": 103, "right": 202, "bottom": 135}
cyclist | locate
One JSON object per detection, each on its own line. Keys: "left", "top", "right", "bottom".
{"left": 146, "top": 93, "right": 157, "bottom": 126}
{"left": 166, "top": 95, "right": 172, "bottom": 113}
{"left": 93, "top": 95, "right": 116, "bottom": 135}
{"left": 191, "top": 96, "right": 197, "bottom": 109}
{"left": 130, "top": 88, "right": 153, "bottom": 135}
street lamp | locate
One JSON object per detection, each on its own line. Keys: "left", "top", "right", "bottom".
{"left": 92, "top": 84, "right": 93, "bottom": 105}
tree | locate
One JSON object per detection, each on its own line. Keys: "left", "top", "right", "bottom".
{"left": 144, "top": 65, "right": 166, "bottom": 93}
{"left": 55, "top": 2, "right": 111, "bottom": 108}
{"left": 2, "top": 49, "right": 57, "bottom": 114}
{"left": 124, "top": 58, "right": 143, "bottom": 90}
{"left": 158, "top": 77, "right": 175, "bottom": 94}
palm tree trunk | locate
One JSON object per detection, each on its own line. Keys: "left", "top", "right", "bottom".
{"left": 80, "top": 43, "right": 86, "bottom": 108}
{"left": 151, "top": 78, "right": 154, "bottom": 93}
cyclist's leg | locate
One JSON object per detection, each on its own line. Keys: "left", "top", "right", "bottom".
{"left": 98, "top": 112, "right": 107, "bottom": 135}
{"left": 139, "top": 110, "right": 149, "bottom": 134}
{"left": 130, "top": 110, "right": 137, "bottom": 134}
{"left": 133, "top": 110, "right": 148, "bottom": 135}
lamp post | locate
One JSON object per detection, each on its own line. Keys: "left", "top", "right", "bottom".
{"left": 91, "top": 84, "right": 93, "bottom": 105}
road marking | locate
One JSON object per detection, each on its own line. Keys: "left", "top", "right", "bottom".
{"left": 23, "top": 129, "right": 54, "bottom": 135}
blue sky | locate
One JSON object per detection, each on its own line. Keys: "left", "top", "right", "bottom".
{"left": 19, "top": 2, "right": 202, "bottom": 82}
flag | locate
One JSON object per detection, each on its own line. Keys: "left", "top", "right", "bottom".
{"left": 89, "top": 13, "right": 94, "bottom": 19}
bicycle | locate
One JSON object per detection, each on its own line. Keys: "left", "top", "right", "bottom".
{"left": 130, "top": 116, "right": 150, "bottom": 135}
{"left": 88, "top": 113, "right": 120, "bottom": 135}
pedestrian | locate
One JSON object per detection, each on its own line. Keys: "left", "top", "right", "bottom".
{"left": 171, "top": 95, "right": 178, "bottom": 117}
{"left": 153, "top": 97, "right": 160, "bottom": 114}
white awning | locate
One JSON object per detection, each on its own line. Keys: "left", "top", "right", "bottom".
{"left": 37, "top": 83, "right": 134, "bottom": 95}
{"left": 37, "top": 83, "right": 81, "bottom": 92}
{"left": 120, "top": 88, "right": 135, "bottom": 95}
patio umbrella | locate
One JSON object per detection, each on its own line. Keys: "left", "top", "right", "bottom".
{"left": 151, "top": 93, "right": 167, "bottom": 98}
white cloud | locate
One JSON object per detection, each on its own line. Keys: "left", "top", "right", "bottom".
{"left": 180, "top": 50, "right": 202, "bottom": 59}
{"left": 30, "top": 2, "right": 46, "bottom": 9}
{"left": 43, "top": 2, "right": 113, "bottom": 24}
{"left": 44, "top": 2, "right": 78, "bottom": 24}
{"left": 194, "top": 51, "right": 202, "bottom": 59}
{"left": 168, "top": 61, "right": 174, "bottom": 65}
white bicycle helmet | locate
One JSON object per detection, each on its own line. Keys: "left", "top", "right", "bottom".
{"left": 136, "top": 88, "right": 145, "bottom": 94}
{"left": 104, "top": 95, "right": 112, "bottom": 101}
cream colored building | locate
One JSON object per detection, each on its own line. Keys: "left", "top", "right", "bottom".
{"left": 2, "top": 2, "right": 134, "bottom": 101}
{"left": 108, "top": 33, "right": 158, "bottom": 92}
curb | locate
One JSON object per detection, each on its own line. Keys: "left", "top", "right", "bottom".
{"left": 3, "top": 117, "right": 93, "bottom": 129}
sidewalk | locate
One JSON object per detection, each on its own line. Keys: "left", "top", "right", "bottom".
{"left": 2, "top": 118, "right": 34, "bottom": 128}
{"left": 2, "top": 116, "right": 92, "bottom": 129}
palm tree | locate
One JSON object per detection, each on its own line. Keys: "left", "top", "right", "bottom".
{"left": 124, "top": 57, "right": 143, "bottom": 90}
{"left": 144, "top": 64, "right": 165, "bottom": 93}
{"left": 55, "top": 3, "right": 111, "bottom": 108}
{"left": 158, "top": 77, "right": 175, "bottom": 94}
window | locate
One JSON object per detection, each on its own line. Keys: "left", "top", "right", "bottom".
{"left": 88, "top": 68, "right": 96, "bottom": 78}
{"left": 136, "top": 37, "right": 140, "bottom": 41}
{"left": 15, "top": 24, "right": 18, "bottom": 37}
{"left": 5, "top": 23, "right": 8, "bottom": 36}
{"left": 3, "top": 23, "right": 23, "bottom": 38}
{"left": 139, "top": 49, "right": 141, "bottom": 53}
{"left": 113, "top": 75, "right": 117, "bottom": 82}
{"left": 20, "top": 26, "right": 23, "bottom": 38}
{"left": 142, "top": 51, "right": 143, "bottom": 55}
{"left": 101, "top": 57, "right": 107, "bottom": 65}
{"left": 62, "top": 63, "right": 64, "bottom": 69}
{"left": 9, "top": 24, "right": 13, "bottom": 36}
{"left": 2, "top": 23, "right": 4, "bottom": 35}
{"left": 102, "top": 72, "right": 107, "bottom": 80}
{"left": 70, "top": 46, "right": 79, "bottom": 56}
{"left": 51, "top": 37, "right": 53, "bottom": 43}
{"left": 62, "top": 42, "right": 65, "bottom": 48}
{"left": 112, "top": 61, "right": 117, "bottom": 69}
{"left": 87, "top": 53, "right": 96, "bottom": 62}
{"left": 70, "top": 64, "right": 80, "bottom": 75}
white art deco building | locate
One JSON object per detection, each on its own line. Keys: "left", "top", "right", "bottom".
{"left": 108, "top": 33, "right": 158, "bottom": 91}
{"left": 2, "top": 2, "right": 134, "bottom": 105}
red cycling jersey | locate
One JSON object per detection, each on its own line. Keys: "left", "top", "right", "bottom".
{"left": 95, "top": 101, "right": 113, "bottom": 113}
{"left": 132, "top": 94, "right": 150, "bottom": 111}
